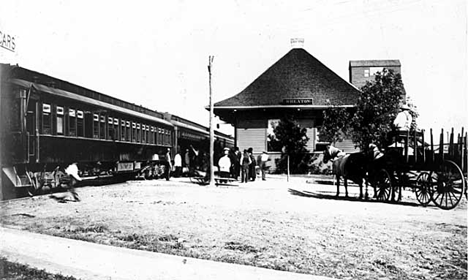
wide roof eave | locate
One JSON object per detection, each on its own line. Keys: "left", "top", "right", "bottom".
{"left": 212, "top": 104, "right": 355, "bottom": 110}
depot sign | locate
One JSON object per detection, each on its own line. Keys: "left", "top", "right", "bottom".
{"left": 0, "top": 30, "right": 16, "bottom": 52}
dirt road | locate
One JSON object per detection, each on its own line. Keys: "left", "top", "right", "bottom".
{"left": 1, "top": 177, "right": 466, "bottom": 279}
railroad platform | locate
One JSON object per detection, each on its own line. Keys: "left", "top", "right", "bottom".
{"left": 1, "top": 226, "right": 336, "bottom": 280}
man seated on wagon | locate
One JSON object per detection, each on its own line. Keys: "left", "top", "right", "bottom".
{"left": 393, "top": 104, "right": 413, "bottom": 133}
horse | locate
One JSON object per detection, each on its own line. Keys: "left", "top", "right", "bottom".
{"left": 323, "top": 145, "right": 369, "bottom": 199}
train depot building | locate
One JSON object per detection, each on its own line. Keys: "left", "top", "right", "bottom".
{"left": 214, "top": 44, "right": 403, "bottom": 171}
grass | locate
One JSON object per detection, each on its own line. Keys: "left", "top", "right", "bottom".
{"left": 0, "top": 257, "right": 78, "bottom": 280}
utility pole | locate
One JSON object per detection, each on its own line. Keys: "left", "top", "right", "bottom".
{"left": 208, "top": 56, "right": 215, "bottom": 186}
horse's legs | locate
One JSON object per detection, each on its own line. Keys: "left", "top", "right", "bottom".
{"left": 364, "top": 179, "right": 369, "bottom": 200}
{"left": 344, "top": 178, "right": 349, "bottom": 197}
{"left": 336, "top": 174, "right": 340, "bottom": 197}
{"left": 358, "top": 180, "right": 364, "bottom": 199}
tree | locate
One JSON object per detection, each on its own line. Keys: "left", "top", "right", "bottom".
{"left": 321, "top": 68, "right": 416, "bottom": 150}
{"left": 273, "top": 115, "right": 310, "bottom": 173}
{"left": 318, "top": 104, "right": 351, "bottom": 144}
{"left": 351, "top": 68, "right": 406, "bottom": 149}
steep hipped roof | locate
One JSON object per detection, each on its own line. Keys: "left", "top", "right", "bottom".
{"left": 214, "top": 48, "right": 360, "bottom": 108}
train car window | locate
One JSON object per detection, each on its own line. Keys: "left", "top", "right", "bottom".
{"left": 136, "top": 123, "right": 141, "bottom": 143}
{"left": 146, "top": 125, "right": 150, "bottom": 144}
{"left": 160, "top": 128, "right": 164, "bottom": 145}
{"left": 100, "top": 115, "right": 106, "bottom": 139}
{"left": 69, "top": 109, "right": 77, "bottom": 136}
{"left": 108, "top": 117, "right": 114, "bottom": 140}
{"left": 147, "top": 125, "right": 150, "bottom": 143}
{"left": 121, "top": 120, "right": 126, "bottom": 141}
{"left": 132, "top": 122, "right": 136, "bottom": 142}
{"left": 84, "top": 112, "right": 93, "bottom": 138}
{"left": 56, "top": 106, "right": 64, "bottom": 135}
{"left": 126, "top": 121, "right": 131, "bottom": 141}
{"left": 77, "top": 110, "right": 84, "bottom": 137}
{"left": 142, "top": 125, "right": 147, "bottom": 143}
{"left": 114, "top": 118, "right": 119, "bottom": 141}
{"left": 148, "top": 125, "right": 152, "bottom": 144}
{"left": 156, "top": 127, "right": 161, "bottom": 145}
{"left": 93, "top": 114, "right": 99, "bottom": 138}
{"left": 149, "top": 126, "right": 153, "bottom": 144}
{"left": 42, "top": 103, "right": 52, "bottom": 134}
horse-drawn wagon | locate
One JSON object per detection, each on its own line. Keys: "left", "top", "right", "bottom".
{"left": 324, "top": 127, "right": 467, "bottom": 210}
{"left": 371, "top": 128, "right": 467, "bottom": 210}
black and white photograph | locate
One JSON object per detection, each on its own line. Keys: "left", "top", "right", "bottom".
{"left": 0, "top": 0, "right": 466, "bottom": 279}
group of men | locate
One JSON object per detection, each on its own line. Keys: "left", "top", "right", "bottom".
{"left": 218, "top": 147, "right": 270, "bottom": 182}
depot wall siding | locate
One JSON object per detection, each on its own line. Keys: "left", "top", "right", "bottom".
{"left": 236, "top": 119, "right": 266, "bottom": 152}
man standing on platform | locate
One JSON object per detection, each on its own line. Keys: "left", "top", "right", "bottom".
{"left": 260, "top": 151, "right": 269, "bottom": 181}
{"left": 248, "top": 147, "right": 256, "bottom": 181}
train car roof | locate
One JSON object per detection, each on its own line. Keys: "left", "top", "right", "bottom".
{"left": 171, "top": 119, "right": 209, "bottom": 136}
{"left": 10, "top": 78, "right": 173, "bottom": 127}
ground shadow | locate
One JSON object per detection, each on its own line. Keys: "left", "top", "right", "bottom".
{"left": 288, "top": 188, "right": 435, "bottom": 209}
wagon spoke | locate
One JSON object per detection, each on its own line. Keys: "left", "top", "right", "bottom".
{"left": 447, "top": 190, "right": 455, "bottom": 206}
{"left": 433, "top": 192, "right": 441, "bottom": 204}
{"left": 440, "top": 192, "right": 446, "bottom": 208}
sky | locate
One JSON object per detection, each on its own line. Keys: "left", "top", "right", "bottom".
{"left": 1, "top": 0, "right": 466, "bottom": 137}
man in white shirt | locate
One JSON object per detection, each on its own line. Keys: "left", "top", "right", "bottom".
{"left": 393, "top": 104, "right": 412, "bottom": 132}
{"left": 174, "top": 151, "right": 182, "bottom": 177}
{"left": 218, "top": 148, "right": 231, "bottom": 181}
{"left": 260, "top": 151, "right": 269, "bottom": 181}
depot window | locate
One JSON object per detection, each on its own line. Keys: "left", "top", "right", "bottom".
{"left": 267, "top": 119, "right": 281, "bottom": 152}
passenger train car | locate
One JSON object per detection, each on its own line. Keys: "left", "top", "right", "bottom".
{"left": 0, "top": 64, "right": 233, "bottom": 199}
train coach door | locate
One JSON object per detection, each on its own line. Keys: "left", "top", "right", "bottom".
{"left": 26, "top": 99, "right": 38, "bottom": 163}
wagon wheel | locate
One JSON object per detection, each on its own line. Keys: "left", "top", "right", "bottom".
{"left": 374, "top": 169, "right": 392, "bottom": 201}
{"left": 430, "top": 160, "right": 466, "bottom": 210}
{"left": 415, "top": 172, "right": 434, "bottom": 206}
